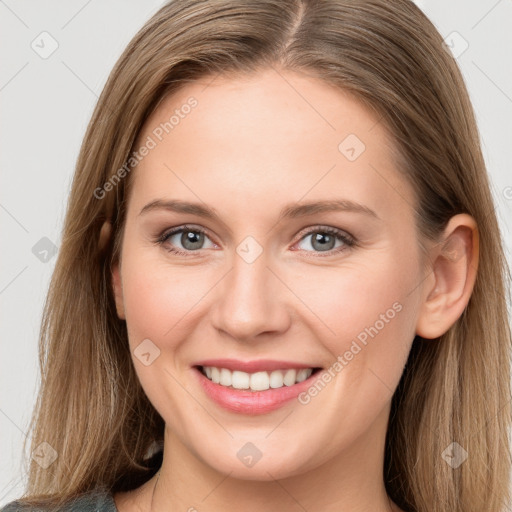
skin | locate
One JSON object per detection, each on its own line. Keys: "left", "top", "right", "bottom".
{"left": 109, "top": 67, "right": 478, "bottom": 512}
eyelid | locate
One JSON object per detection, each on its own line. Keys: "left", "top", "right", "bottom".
{"left": 294, "top": 224, "right": 354, "bottom": 243}
{"left": 157, "top": 224, "right": 214, "bottom": 243}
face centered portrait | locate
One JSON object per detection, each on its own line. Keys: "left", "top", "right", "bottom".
{"left": 110, "top": 67, "right": 473, "bottom": 510}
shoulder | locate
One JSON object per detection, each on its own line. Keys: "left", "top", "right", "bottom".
{"left": 0, "top": 488, "right": 118, "bottom": 512}
{"left": 1, "top": 450, "right": 162, "bottom": 512}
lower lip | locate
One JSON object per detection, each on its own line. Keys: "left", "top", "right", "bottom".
{"left": 193, "top": 367, "right": 322, "bottom": 415}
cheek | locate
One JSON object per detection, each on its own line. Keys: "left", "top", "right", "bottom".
{"left": 285, "top": 252, "right": 418, "bottom": 449}
{"left": 119, "top": 251, "right": 210, "bottom": 423}
{"left": 294, "top": 248, "right": 418, "bottom": 386}
{"left": 121, "top": 252, "right": 212, "bottom": 345}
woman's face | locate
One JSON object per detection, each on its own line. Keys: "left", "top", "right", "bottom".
{"left": 112, "top": 68, "right": 427, "bottom": 479}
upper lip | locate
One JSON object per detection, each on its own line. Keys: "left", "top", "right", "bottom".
{"left": 193, "top": 358, "right": 322, "bottom": 373}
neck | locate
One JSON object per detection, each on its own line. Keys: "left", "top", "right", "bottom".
{"left": 146, "top": 403, "right": 399, "bottom": 512}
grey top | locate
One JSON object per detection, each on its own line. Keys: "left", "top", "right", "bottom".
{"left": 1, "top": 448, "right": 163, "bottom": 512}
{"left": 0, "top": 489, "right": 118, "bottom": 512}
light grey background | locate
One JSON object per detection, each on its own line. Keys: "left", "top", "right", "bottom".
{"left": 1, "top": 0, "right": 511, "bottom": 506}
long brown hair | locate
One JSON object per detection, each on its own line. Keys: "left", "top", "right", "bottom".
{"left": 13, "top": 1, "right": 511, "bottom": 511}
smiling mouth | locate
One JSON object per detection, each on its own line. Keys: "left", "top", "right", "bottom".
{"left": 195, "top": 365, "right": 323, "bottom": 392}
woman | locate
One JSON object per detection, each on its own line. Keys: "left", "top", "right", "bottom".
{"left": 2, "top": 0, "right": 511, "bottom": 511}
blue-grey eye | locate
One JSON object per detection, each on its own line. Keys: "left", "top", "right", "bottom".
{"left": 164, "top": 228, "right": 215, "bottom": 251}
{"left": 296, "top": 229, "right": 352, "bottom": 252}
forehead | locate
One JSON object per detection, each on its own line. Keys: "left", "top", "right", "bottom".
{"left": 127, "top": 68, "right": 415, "bottom": 224}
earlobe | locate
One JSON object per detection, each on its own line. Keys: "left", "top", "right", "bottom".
{"left": 111, "top": 262, "right": 126, "bottom": 320}
{"left": 416, "top": 214, "right": 479, "bottom": 339}
{"left": 98, "top": 220, "right": 112, "bottom": 252}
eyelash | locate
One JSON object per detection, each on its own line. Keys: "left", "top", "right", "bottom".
{"left": 155, "top": 224, "right": 356, "bottom": 258}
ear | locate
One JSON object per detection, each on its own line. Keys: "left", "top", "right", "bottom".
{"left": 415, "top": 213, "right": 479, "bottom": 339}
{"left": 111, "top": 261, "right": 126, "bottom": 320}
{"left": 98, "top": 220, "right": 112, "bottom": 252}
{"left": 100, "top": 220, "right": 125, "bottom": 320}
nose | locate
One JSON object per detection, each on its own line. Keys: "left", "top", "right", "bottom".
{"left": 210, "top": 249, "right": 291, "bottom": 342}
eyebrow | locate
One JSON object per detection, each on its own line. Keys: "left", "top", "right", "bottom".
{"left": 139, "top": 198, "right": 379, "bottom": 221}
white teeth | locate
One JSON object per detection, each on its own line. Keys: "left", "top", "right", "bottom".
{"left": 219, "top": 368, "right": 231, "bottom": 387}
{"left": 211, "top": 367, "right": 220, "bottom": 384}
{"left": 232, "top": 370, "right": 250, "bottom": 389}
{"left": 283, "top": 369, "right": 296, "bottom": 386}
{"left": 250, "top": 371, "right": 269, "bottom": 391}
{"left": 269, "top": 370, "right": 284, "bottom": 388}
{"left": 201, "top": 366, "right": 314, "bottom": 391}
{"left": 296, "top": 368, "right": 310, "bottom": 382}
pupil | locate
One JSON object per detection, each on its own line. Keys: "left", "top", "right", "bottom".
{"left": 312, "top": 232, "right": 334, "bottom": 251}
